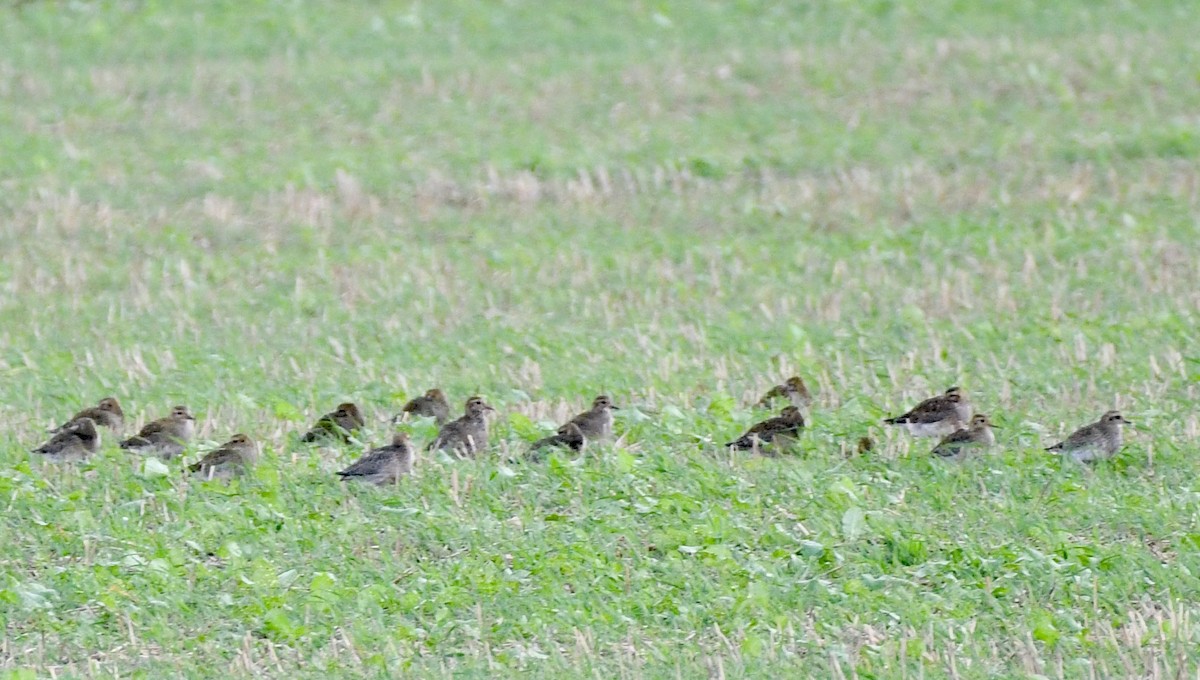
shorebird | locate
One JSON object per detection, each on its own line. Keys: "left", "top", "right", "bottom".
{"left": 396, "top": 389, "right": 451, "bottom": 425}
{"left": 301, "top": 402, "right": 365, "bottom": 443}
{"left": 883, "top": 386, "right": 970, "bottom": 437}
{"left": 33, "top": 417, "right": 100, "bottom": 462}
{"left": 530, "top": 422, "right": 586, "bottom": 456}
{"left": 53, "top": 397, "right": 124, "bottom": 432}
{"left": 756, "top": 376, "right": 813, "bottom": 408}
{"left": 428, "top": 396, "right": 495, "bottom": 457}
{"left": 338, "top": 432, "right": 414, "bottom": 485}
{"left": 1046, "top": 410, "right": 1131, "bottom": 463}
{"left": 726, "top": 406, "right": 806, "bottom": 455}
{"left": 931, "top": 413, "right": 997, "bottom": 461}
{"left": 119, "top": 405, "right": 196, "bottom": 459}
{"left": 189, "top": 434, "right": 258, "bottom": 481}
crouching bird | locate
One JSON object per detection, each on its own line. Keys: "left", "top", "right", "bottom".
{"left": 726, "top": 406, "right": 806, "bottom": 455}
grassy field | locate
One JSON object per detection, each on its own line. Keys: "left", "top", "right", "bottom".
{"left": 2, "top": 1, "right": 1199, "bottom": 676}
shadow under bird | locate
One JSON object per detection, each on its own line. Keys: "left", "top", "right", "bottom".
{"left": 396, "top": 389, "right": 451, "bottom": 425}
{"left": 338, "top": 432, "right": 414, "bottom": 486}
{"left": 1046, "top": 410, "right": 1131, "bottom": 463}
{"left": 53, "top": 396, "right": 124, "bottom": 433}
{"left": 33, "top": 417, "right": 100, "bottom": 462}
{"left": 428, "top": 396, "right": 495, "bottom": 458}
{"left": 931, "top": 413, "right": 997, "bottom": 461}
{"left": 883, "top": 386, "right": 971, "bottom": 437}
{"left": 301, "top": 402, "right": 365, "bottom": 443}
{"left": 726, "top": 406, "right": 806, "bottom": 454}
{"left": 756, "top": 376, "right": 812, "bottom": 409}
{"left": 119, "top": 405, "right": 196, "bottom": 460}
{"left": 189, "top": 434, "right": 258, "bottom": 481}
{"left": 531, "top": 395, "right": 620, "bottom": 454}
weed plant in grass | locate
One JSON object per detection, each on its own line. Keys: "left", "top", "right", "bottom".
{"left": 1, "top": 0, "right": 1199, "bottom": 677}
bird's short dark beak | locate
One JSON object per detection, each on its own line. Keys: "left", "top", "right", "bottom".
{"left": 611, "top": 405, "right": 621, "bottom": 410}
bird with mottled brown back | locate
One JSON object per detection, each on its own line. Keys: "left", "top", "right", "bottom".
{"left": 397, "top": 389, "right": 451, "bottom": 425}
{"left": 932, "top": 413, "right": 997, "bottom": 461}
{"left": 428, "top": 396, "right": 495, "bottom": 457}
{"left": 1046, "top": 410, "right": 1130, "bottom": 463}
{"left": 34, "top": 417, "right": 100, "bottom": 463}
{"left": 120, "top": 405, "right": 196, "bottom": 460}
{"left": 189, "top": 434, "right": 258, "bottom": 481}
{"left": 883, "top": 387, "right": 970, "bottom": 437}
{"left": 301, "top": 402, "right": 365, "bottom": 443}
{"left": 53, "top": 397, "right": 124, "bottom": 433}
{"left": 726, "top": 406, "right": 806, "bottom": 455}
{"left": 756, "top": 376, "right": 812, "bottom": 409}
{"left": 339, "top": 432, "right": 414, "bottom": 486}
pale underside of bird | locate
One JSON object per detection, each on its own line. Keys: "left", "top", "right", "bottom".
{"left": 339, "top": 433, "right": 414, "bottom": 485}
{"left": 189, "top": 434, "right": 258, "bottom": 481}
{"left": 33, "top": 417, "right": 100, "bottom": 463}
{"left": 931, "top": 414, "right": 996, "bottom": 461}
{"left": 884, "top": 387, "right": 971, "bottom": 437}
{"left": 726, "top": 406, "right": 806, "bottom": 455}
{"left": 1046, "top": 410, "right": 1131, "bottom": 463}
{"left": 119, "top": 406, "right": 196, "bottom": 460}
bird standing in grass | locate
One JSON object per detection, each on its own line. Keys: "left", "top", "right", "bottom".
{"left": 396, "top": 389, "right": 451, "bottom": 425}
{"left": 883, "top": 386, "right": 970, "bottom": 437}
{"left": 189, "top": 434, "right": 258, "bottom": 480}
{"left": 119, "top": 405, "right": 196, "bottom": 459}
{"left": 530, "top": 422, "right": 586, "bottom": 456}
{"left": 33, "top": 417, "right": 100, "bottom": 462}
{"left": 931, "top": 413, "right": 997, "bottom": 461}
{"left": 757, "top": 376, "right": 812, "bottom": 409}
{"left": 301, "top": 402, "right": 365, "bottom": 443}
{"left": 54, "top": 397, "right": 124, "bottom": 433}
{"left": 338, "top": 432, "right": 414, "bottom": 485}
{"left": 1046, "top": 410, "right": 1131, "bottom": 463}
{"left": 726, "top": 406, "right": 806, "bottom": 454}
{"left": 429, "top": 396, "right": 495, "bottom": 457}
{"left": 530, "top": 395, "right": 620, "bottom": 456}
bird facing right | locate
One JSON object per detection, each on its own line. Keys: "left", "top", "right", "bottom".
{"left": 883, "top": 386, "right": 971, "bottom": 437}
{"left": 530, "top": 394, "right": 621, "bottom": 456}
{"left": 396, "top": 389, "right": 451, "bottom": 425}
{"left": 756, "top": 376, "right": 813, "bottom": 409}
{"left": 54, "top": 397, "right": 124, "bottom": 433}
{"left": 530, "top": 422, "right": 586, "bottom": 457}
{"left": 931, "top": 413, "right": 997, "bottom": 461}
{"left": 33, "top": 417, "right": 100, "bottom": 462}
{"left": 338, "top": 432, "right": 414, "bottom": 485}
{"left": 301, "top": 402, "right": 365, "bottom": 443}
{"left": 189, "top": 434, "right": 259, "bottom": 481}
{"left": 119, "top": 405, "right": 196, "bottom": 460}
{"left": 428, "top": 396, "right": 495, "bottom": 457}
{"left": 726, "top": 406, "right": 806, "bottom": 454}
{"left": 1046, "top": 410, "right": 1131, "bottom": 463}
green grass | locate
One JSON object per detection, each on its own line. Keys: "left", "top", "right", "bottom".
{"left": 2, "top": 0, "right": 1199, "bottom": 676}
